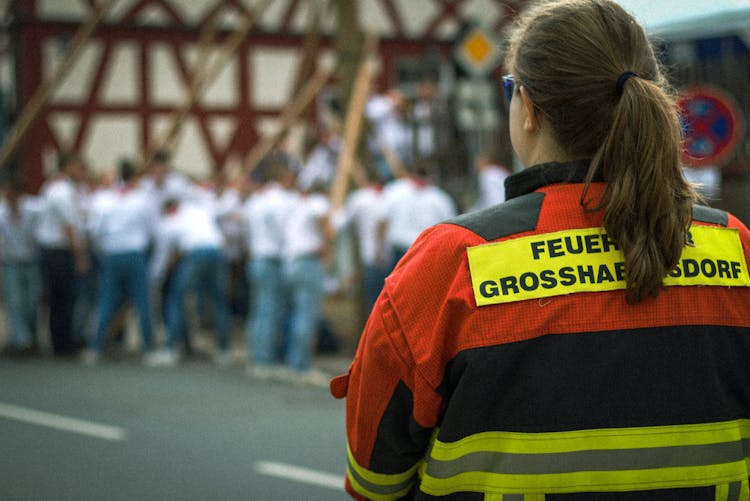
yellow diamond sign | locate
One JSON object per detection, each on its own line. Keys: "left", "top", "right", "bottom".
{"left": 464, "top": 32, "right": 493, "bottom": 63}
{"left": 454, "top": 25, "right": 501, "bottom": 76}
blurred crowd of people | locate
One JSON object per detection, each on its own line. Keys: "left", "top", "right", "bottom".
{"left": 0, "top": 83, "right": 511, "bottom": 386}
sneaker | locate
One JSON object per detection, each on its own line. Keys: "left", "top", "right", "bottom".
{"left": 286, "top": 368, "right": 331, "bottom": 388}
{"left": 80, "top": 349, "right": 102, "bottom": 366}
{"left": 213, "top": 350, "right": 232, "bottom": 367}
{"left": 247, "top": 364, "right": 287, "bottom": 381}
{"left": 247, "top": 364, "right": 273, "bottom": 380}
{"left": 141, "top": 351, "right": 160, "bottom": 367}
{"left": 144, "top": 348, "right": 178, "bottom": 368}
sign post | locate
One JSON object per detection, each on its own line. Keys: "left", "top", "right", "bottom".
{"left": 453, "top": 24, "right": 502, "bottom": 178}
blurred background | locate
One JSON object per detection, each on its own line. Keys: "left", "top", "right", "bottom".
{"left": 1, "top": 0, "right": 747, "bottom": 213}
{"left": 0, "top": 1, "right": 748, "bottom": 500}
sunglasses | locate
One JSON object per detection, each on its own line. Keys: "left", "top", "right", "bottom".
{"left": 502, "top": 74, "right": 515, "bottom": 103}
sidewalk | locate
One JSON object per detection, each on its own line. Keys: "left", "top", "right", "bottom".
{"left": 0, "top": 294, "right": 362, "bottom": 377}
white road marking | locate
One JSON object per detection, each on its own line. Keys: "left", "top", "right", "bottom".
{"left": 0, "top": 402, "right": 127, "bottom": 442}
{"left": 255, "top": 461, "right": 344, "bottom": 490}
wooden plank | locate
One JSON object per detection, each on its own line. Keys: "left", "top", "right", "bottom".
{"left": 378, "top": 140, "right": 407, "bottom": 179}
{"left": 241, "top": 65, "right": 333, "bottom": 175}
{"left": 142, "top": 11, "right": 221, "bottom": 163}
{"left": 261, "top": 0, "right": 327, "bottom": 167}
{"left": 140, "top": 0, "right": 274, "bottom": 169}
{"left": 329, "top": 33, "right": 379, "bottom": 209}
{"left": 289, "top": 0, "right": 326, "bottom": 96}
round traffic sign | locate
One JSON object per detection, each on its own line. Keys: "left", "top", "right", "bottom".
{"left": 677, "top": 86, "right": 745, "bottom": 167}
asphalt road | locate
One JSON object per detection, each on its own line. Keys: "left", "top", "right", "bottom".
{"left": 0, "top": 355, "right": 352, "bottom": 501}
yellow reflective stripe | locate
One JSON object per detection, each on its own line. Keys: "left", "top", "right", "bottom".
{"left": 430, "top": 420, "right": 750, "bottom": 459}
{"left": 421, "top": 420, "right": 750, "bottom": 497}
{"left": 741, "top": 480, "right": 750, "bottom": 501}
{"left": 347, "top": 473, "right": 414, "bottom": 501}
{"left": 718, "top": 483, "right": 730, "bottom": 500}
{"left": 740, "top": 479, "right": 750, "bottom": 501}
{"left": 346, "top": 445, "right": 419, "bottom": 500}
{"left": 422, "top": 464, "right": 748, "bottom": 496}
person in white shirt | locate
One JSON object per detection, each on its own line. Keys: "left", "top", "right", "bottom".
{"left": 36, "top": 151, "right": 90, "bottom": 355}
{"left": 214, "top": 171, "right": 252, "bottom": 321}
{"left": 409, "top": 78, "right": 442, "bottom": 160}
{"left": 471, "top": 151, "right": 511, "bottom": 211}
{"left": 242, "top": 152, "right": 296, "bottom": 378}
{"left": 297, "top": 128, "right": 341, "bottom": 192}
{"left": 366, "top": 87, "right": 411, "bottom": 181}
{"left": 73, "top": 169, "right": 104, "bottom": 348}
{"left": 140, "top": 149, "right": 199, "bottom": 353}
{"left": 280, "top": 181, "right": 332, "bottom": 385}
{"left": 140, "top": 149, "right": 196, "bottom": 208}
{"left": 150, "top": 198, "right": 230, "bottom": 366}
{"left": 0, "top": 175, "right": 43, "bottom": 354}
{"left": 380, "top": 158, "right": 457, "bottom": 269}
{"left": 331, "top": 165, "right": 390, "bottom": 312}
{"left": 82, "top": 159, "right": 158, "bottom": 364}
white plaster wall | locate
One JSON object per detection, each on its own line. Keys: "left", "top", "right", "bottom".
{"left": 151, "top": 114, "right": 211, "bottom": 179}
{"left": 48, "top": 112, "right": 80, "bottom": 149}
{"left": 45, "top": 41, "right": 102, "bottom": 102}
{"left": 85, "top": 115, "right": 140, "bottom": 174}
{"left": 169, "top": 118, "right": 212, "bottom": 179}
{"left": 26, "top": 0, "right": 464, "bottom": 181}
{"left": 101, "top": 41, "right": 139, "bottom": 104}
{"left": 250, "top": 47, "right": 297, "bottom": 108}
{"left": 392, "top": 0, "right": 440, "bottom": 38}
{"left": 196, "top": 49, "right": 238, "bottom": 107}
{"left": 150, "top": 42, "right": 184, "bottom": 106}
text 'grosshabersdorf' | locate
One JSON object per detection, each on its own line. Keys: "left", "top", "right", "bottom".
{"left": 467, "top": 226, "right": 750, "bottom": 306}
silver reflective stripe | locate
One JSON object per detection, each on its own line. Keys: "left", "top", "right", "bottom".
{"left": 427, "top": 440, "right": 748, "bottom": 478}
{"left": 728, "top": 481, "right": 742, "bottom": 501}
{"left": 346, "top": 456, "right": 415, "bottom": 496}
{"left": 725, "top": 479, "right": 750, "bottom": 501}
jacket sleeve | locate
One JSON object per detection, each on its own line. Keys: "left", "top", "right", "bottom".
{"left": 331, "top": 223, "right": 473, "bottom": 500}
{"left": 335, "top": 289, "right": 437, "bottom": 500}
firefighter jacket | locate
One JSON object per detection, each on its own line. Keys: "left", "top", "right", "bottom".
{"left": 330, "top": 160, "right": 750, "bottom": 500}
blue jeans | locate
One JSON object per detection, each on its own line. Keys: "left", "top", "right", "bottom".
{"left": 363, "top": 263, "right": 389, "bottom": 313}
{"left": 1, "top": 261, "right": 42, "bottom": 347}
{"left": 90, "top": 251, "right": 153, "bottom": 353}
{"left": 166, "top": 248, "right": 229, "bottom": 351}
{"left": 247, "top": 257, "right": 283, "bottom": 365}
{"left": 283, "top": 256, "right": 324, "bottom": 372}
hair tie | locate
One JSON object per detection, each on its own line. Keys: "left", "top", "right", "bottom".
{"left": 616, "top": 71, "right": 638, "bottom": 95}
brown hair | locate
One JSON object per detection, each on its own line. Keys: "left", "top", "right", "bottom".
{"left": 505, "top": 0, "right": 697, "bottom": 302}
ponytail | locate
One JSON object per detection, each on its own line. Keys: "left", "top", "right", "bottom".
{"left": 507, "top": 0, "right": 699, "bottom": 303}
{"left": 582, "top": 76, "right": 697, "bottom": 303}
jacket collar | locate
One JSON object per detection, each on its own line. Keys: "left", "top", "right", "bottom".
{"left": 504, "top": 159, "right": 601, "bottom": 200}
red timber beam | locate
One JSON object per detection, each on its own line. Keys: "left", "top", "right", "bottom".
{"left": 12, "top": 0, "right": 532, "bottom": 192}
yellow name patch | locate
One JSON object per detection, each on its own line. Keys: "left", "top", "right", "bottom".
{"left": 467, "top": 226, "right": 750, "bottom": 306}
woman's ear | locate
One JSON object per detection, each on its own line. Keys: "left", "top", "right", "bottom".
{"left": 520, "top": 87, "right": 540, "bottom": 133}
